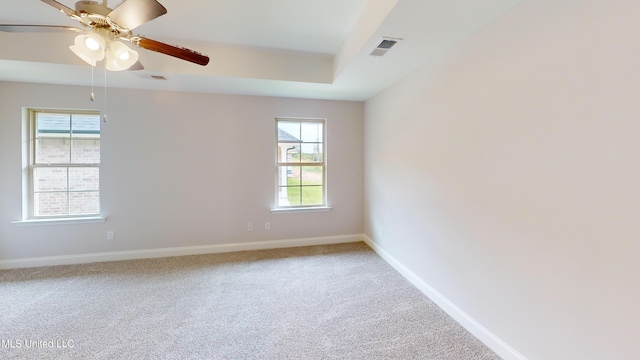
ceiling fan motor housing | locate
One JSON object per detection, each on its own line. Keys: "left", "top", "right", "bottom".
{"left": 75, "top": 1, "right": 112, "bottom": 16}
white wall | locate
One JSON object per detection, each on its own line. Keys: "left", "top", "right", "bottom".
{"left": 0, "top": 81, "right": 364, "bottom": 260}
{"left": 364, "top": 0, "right": 640, "bottom": 359}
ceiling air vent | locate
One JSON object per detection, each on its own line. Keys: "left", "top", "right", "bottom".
{"left": 150, "top": 75, "right": 167, "bottom": 80}
{"left": 370, "top": 37, "right": 402, "bottom": 57}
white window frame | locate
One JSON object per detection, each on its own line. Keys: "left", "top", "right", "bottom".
{"left": 24, "top": 108, "right": 101, "bottom": 221}
{"left": 273, "top": 117, "right": 329, "bottom": 211}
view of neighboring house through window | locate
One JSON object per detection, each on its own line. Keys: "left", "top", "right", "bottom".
{"left": 29, "top": 109, "right": 101, "bottom": 218}
{"left": 276, "top": 118, "right": 325, "bottom": 207}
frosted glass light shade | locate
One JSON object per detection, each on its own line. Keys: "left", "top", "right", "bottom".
{"left": 105, "top": 41, "right": 139, "bottom": 71}
{"left": 69, "top": 33, "right": 106, "bottom": 66}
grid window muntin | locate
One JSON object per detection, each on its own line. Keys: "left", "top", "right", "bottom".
{"left": 29, "top": 109, "right": 101, "bottom": 218}
{"left": 276, "top": 118, "right": 326, "bottom": 208}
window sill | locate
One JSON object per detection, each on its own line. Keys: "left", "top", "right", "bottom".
{"left": 12, "top": 216, "right": 107, "bottom": 226}
{"left": 270, "top": 206, "right": 332, "bottom": 214}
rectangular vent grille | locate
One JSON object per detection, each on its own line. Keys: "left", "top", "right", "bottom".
{"left": 377, "top": 39, "right": 398, "bottom": 49}
{"left": 150, "top": 75, "right": 167, "bottom": 80}
{"left": 369, "top": 37, "right": 402, "bottom": 57}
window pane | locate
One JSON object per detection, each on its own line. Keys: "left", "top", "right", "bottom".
{"left": 278, "top": 122, "right": 300, "bottom": 141}
{"left": 301, "top": 166, "right": 323, "bottom": 186}
{"left": 69, "top": 167, "right": 99, "bottom": 191}
{"left": 34, "top": 192, "right": 68, "bottom": 217}
{"left": 278, "top": 122, "right": 301, "bottom": 164}
{"left": 36, "top": 113, "right": 71, "bottom": 164}
{"left": 70, "top": 192, "right": 100, "bottom": 215}
{"left": 277, "top": 165, "right": 288, "bottom": 187}
{"left": 279, "top": 186, "right": 301, "bottom": 206}
{"left": 71, "top": 114, "right": 100, "bottom": 137}
{"left": 285, "top": 166, "right": 300, "bottom": 185}
{"left": 33, "top": 167, "right": 67, "bottom": 192}
{"left": 37, "top": 113, "right": 70, "bottom": 134}
{"left": 277, "top": 186, "right": 289, "bottom": 206}
{"left": 301, "top": 186, "right": 323, "bottom": 206}
{"left": 284, "top": 146, "right": 300, "bottom": 163}
{"left": 301, "top": 122, "right": 322, "bottom": 143}
{"left": 36, "top": 137, "right": 70, "bottom": 164}
{"left": 71, "top": 139, "right": 101, "bottom": 163}
{"left": 300, "top": 143, "right": 323, "bottom": 163}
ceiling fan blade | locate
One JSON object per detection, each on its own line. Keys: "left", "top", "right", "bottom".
{"left": 0, "top": 24, "right": 82, "bottom": 33}
{"left": 135, "top": 37, "right": 210, "bottom": 66}
{"left": 108, "top": 0, "right": 167, "bottom": 31}
{"left": 40, "top": 0, "right": 79, "bottom": 17}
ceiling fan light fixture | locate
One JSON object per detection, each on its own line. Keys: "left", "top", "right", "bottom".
{"left": 8, "top": 0, "right": 209, "bottom": 68}
{"left": 70, "top": 33, "right": 106, "bottom": 65}
{"left": 105, "top": 41, "right": 139, "bottom": 71}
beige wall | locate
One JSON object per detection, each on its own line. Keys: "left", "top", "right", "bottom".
{"left": 0, "top": 81, "right": 364, "bottom": 259}
{"left": 364, "top": 0, "right": 640, "bottom": 359}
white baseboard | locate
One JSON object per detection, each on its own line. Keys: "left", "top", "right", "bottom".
{"left": 362, "top": 235, "right": 527, "bottom": 360}
{"left": 0, "top": 234, "right": 363, "bottom": 270}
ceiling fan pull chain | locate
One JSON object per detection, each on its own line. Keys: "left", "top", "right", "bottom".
{"left": 90, "top": 65, "right": 95, "bottom": 102}
{"left": 103, "top": 64, "right": 108, "bottom": 123}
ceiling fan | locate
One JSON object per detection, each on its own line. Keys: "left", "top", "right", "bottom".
{"left": 0, "top": 0, "right": 210, "bottom": 70}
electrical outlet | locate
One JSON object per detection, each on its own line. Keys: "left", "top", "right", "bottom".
{"left": 265, "top": 222, "right": 270, "bottom": 230}
{"left": 247, "top": 223, "right": 253, "bottom": 231}
{"left": 107, "top": 231, "right": 114, "bottom": 240}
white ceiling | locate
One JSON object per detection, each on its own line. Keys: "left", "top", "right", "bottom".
{"left": 0, "top": 0, "right": 524, "bottom": 101}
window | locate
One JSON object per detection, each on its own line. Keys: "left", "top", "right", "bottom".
{"left": 27, "top": 109, "right": 101, "bottom": 219}
{"left": 276, "top": 118, "right": 325, "bottom": 208}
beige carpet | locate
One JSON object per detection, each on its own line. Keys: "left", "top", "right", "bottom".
{"left": 0, "top": 242, "right": 500, "bottom": 359}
